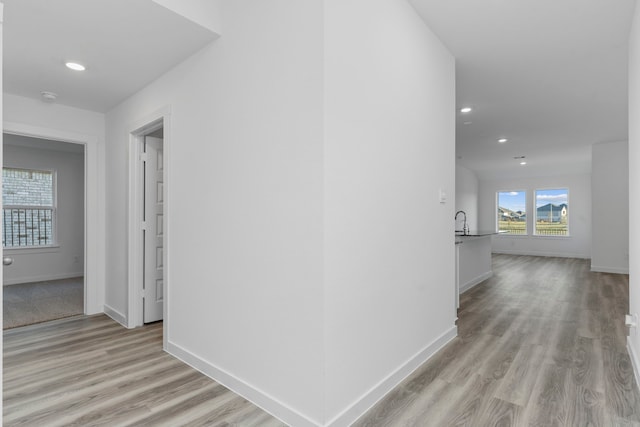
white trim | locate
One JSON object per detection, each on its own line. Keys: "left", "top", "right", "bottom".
{"left": 126, "top": 106, "right": 171, "bottom": 351}
{"left": 104, "top": 304, "right": 127, "bottom": 327}
{"left": 169, "top": 328, "right": 459, "bottom": 427}
{"left": 3, "top": 121, "right": 105, "bottom": 315}
{"left": 590, "top": 265, "right": 630, "bottom": 274}
{"left": 628, "top": 338, "right": 640, "bottom": 394}
{"left": 4, "top": 245, "right": 61, "bottom": 253}
{"left": 330, "top": 326, "right": 458, "bottom": 427}
{"left": 3, "top": 272, "right": 83, "bottom": 286}
{"left": 459, "top": 271, "right": 493, "bottom": 293}
{"left": 167, "top": 340, "right": 319, "bottom": 427}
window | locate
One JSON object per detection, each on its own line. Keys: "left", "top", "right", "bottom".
{"left": 535, "top": 188, "right": 568, "bottom": 236}
{"left": 497, "top": 191, "right": 527, "bottom": 234}
{"left": 2, "top": 168, "right": 56, "bottom": 248}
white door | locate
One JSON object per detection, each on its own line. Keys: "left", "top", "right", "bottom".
{"left": 143, "top": 136, "right": 164, "bottom": 323}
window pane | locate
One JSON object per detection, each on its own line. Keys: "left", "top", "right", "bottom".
{"left": 535, "top": 188, "right": 568, "bottom": 236}
{"left": 2, "top": 168, "right": 55, "bottom": 247}
{"left": 3, "top": 168, "right": 53, "bottom": 206}
{"left": 497, "top": 191, "right": 526, "bottom": 234}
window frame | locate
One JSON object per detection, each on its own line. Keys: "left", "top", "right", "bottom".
{"left": 496, "top": 189, "right": 528, "bottom": 235}
{"left": 2, "top": 167, "right": 58, "bottom": 249}
{"left": 533, "top": 187, "right": 570, "bottom": 237}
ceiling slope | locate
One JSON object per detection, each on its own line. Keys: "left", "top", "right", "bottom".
{"left": 3, "top": 0, "right": 219, "bottom": 112}
{"left": 410, "top": 0, "right": 636, "bottom": 179}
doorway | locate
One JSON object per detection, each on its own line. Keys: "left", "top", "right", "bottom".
{"left": 2, "top": 134, "right": 86, "bottom": 328}
{"left": 127, "top": 110, "right": 170, "bottom": 334}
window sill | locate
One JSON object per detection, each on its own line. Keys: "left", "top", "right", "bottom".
{"left": 3, "top": 245, "right": 61, "bottom": 254}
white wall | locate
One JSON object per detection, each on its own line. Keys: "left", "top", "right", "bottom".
{"left": 628, "top": 0, "right": 640, "bottom": 390}
{"left": 324, "top": 0, "right": 456, "bottom": 424}
{"left": 3, "top": 139, "right": 84, "bottom": 284}
{"left": 455, "top": 164, "right": 479, "bottom": 231}
{"left": 3, "top": 93, "right": 106, "bottom": 315}
{"left": 591, "top": 140, "right": 629, "bottom": 273}
{"left": 479, "top": 174, "right": 592, "bottom": 258}
{"left": 106, "top": 0, "right": 455, "bottom": 425}
{"left": 106, "top": 1, "right": 325, "bottom": 424}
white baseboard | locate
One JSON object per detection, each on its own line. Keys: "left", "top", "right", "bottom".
{"left": 167, "top": 341, "right": 319, "bottom": 427}
{"left": 492, "top": 249, "right": 590, "bottom": 259}
{"left": 329, "top": 325, "right": 458, "bottom": 427}
{"left": 628, "top": 337, "right": 640, "bottom": 393}
{"left": 168, "top": 325, "right": 457, "bottom": 427}
{"left": 591, "top": 265, "right": 629, "bottom": 274}
{"left": 104, "top": 304, "right": 127, "bottom": 327}
{"left": 3, "top": 272, "right": 84, "bottom": 286}
{"left": 460, "top": 272, "right": 492, "bottom": 293}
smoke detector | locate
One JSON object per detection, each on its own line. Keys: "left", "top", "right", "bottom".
{"left": 40, "top": 91, "right": 58, "bottom": 102}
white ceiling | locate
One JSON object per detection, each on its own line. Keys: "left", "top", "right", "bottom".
{"left": 3, "top": 1, "right": 635, "bottom": 179}
{"left": 410, "top": 0, "right": 636, "bottom": 179}
{"left": 3, "top": 0, "right": 218, "bottom": 113}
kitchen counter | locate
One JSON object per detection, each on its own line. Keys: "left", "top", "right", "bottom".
{"left": 455, "top": 231, "right": 500, "bottom": 309}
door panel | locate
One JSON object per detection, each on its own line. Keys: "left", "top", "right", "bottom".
{"left": 143, "top": 136, "right": 164, "bottom": 323}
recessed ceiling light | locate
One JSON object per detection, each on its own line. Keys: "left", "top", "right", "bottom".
{"left": 460, "top": 107, "right": 472, "bottom": 113}
{"left": 520, "top": 161, "right": 527, "bottom": 165}
{"left": 498, "top": 138, "right": 508, "bottom": 143}
{"left": 65, "top": 62, "right": 86, "bottom": 71}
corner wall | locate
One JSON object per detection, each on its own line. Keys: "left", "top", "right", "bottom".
{"left": 627, "top": 0, "right": 640, "bottom": 388}
{"left": 105, "top": 0, "right": 456, "bottom": 424}
{"left": 324, "top": 0, "right": 456, "bottom": 423}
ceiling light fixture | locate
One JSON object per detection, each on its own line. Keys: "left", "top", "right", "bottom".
{"left": 498, "top": 138, "right": 508, "bottom": 143}
{"left": 65, "top": 62, "right": 86, "bottom": 71}
{"left": 40, "top": 91, "right": 58, "bottom": 102}
{"left": 460, "top": 107, "right": 472, "bottom": 113}
{"left": 520, "top": 161, "right": 527, "bottom": 165}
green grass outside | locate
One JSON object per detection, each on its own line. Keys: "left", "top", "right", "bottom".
{"left": 498, "top": 220, "right": 567, "bottom": 236}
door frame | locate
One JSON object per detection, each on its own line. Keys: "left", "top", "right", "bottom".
{"left": 3, "top": 121, "right": 104, "bottom": 315}
{"left": 127, "top": 107, "right": 171, "bottom": 344}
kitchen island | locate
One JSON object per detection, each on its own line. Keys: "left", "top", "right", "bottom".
{"left": 455, "top": 231, "right": 501, "bottom": 308}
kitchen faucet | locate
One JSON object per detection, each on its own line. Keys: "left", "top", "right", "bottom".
{"left": 455, "top": 210, "right": 469, "bottom": 235}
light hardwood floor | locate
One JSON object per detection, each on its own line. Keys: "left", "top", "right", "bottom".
{"left": 355, "top": 255, "right": 640, "bottom": 426}
{"left": 3, "top": 316, "right": 286, "bottom": 426}
{"left": 4, "top": 255, "right": 640, "bottom": 426}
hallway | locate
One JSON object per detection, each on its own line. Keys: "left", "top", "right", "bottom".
{"left": 356, "top": 255, "right": 640, "bottom": 426}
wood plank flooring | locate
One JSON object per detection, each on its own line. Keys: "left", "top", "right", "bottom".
{"left": 3, "top": 315, "right": 286, "bottom": 426}
{"left": 355, "top": 255, "right": 640, "bottom": 426}
{"left": 5, "top": 255, "right": 640, "bottom": 426}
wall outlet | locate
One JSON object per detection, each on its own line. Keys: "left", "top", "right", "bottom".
{"left": 626, "top": 313, "right": 638, "bottom": 336}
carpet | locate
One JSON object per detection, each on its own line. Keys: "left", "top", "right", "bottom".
{"left": 3, "top": 277, "right": 84, "bottom": 329}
